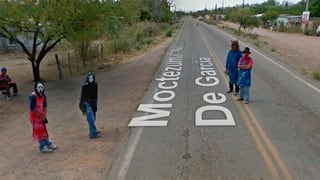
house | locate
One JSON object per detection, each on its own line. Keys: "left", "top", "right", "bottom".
{"left": 0, "top": 36, "right": 18, "bottom": 52}
{"left": 0, "top": 35, "right": 36, "bottom": 52}
{"left": 276, "top": 14, "right": 302, "bottom": 27}
{"left": 215, "top": 14, "right": 225, "bottom": 21}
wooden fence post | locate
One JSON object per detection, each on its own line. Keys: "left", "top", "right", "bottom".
{"left": 67, "top": 52, "right": 72, "bottom": 75}
{"left": 100, "top": 44, "right": 104, "bottom": 59}
{"left": 55, "top": 54, "right": 63, "bottom": 80}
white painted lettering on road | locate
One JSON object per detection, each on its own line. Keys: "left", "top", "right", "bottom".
{"left": 158, "top": 81, "right": 178, "bottom": 90}
{"left": 153, "top": 90, "right": 175, "bottom": 102}
{"left": 195, "top": 76, "right": 220, "bottom": 87}
{"left": 195, "top": 106, "right": 235, "bottom": 126}
{"left": 128, "top": 41, "right": 184, "bottom": 127}
{"left": 195, "top": 57, "right": 220, "bottom": 87}
{"left": 195, "top": 57, "right": 236, "bottom": 126}
{"left": 128, "top": 104, "right": 172, "bottom": 127}
{"left": 203, "top": 92, "right": 227, "bottom": 104}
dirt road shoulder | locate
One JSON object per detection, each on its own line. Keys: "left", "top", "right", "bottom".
{"left": 0, "top": 38, "right": 173, "bottom": 180}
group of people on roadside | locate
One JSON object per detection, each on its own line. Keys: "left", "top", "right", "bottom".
{"left": 1, "top": 68, "right": 100, "bottom": 153}
{"left": 28, "top": 72, "right": 100, "bottom": 153}
{"left": 3, "top": 40, "right": 252, "bottom": 154}
{"left": 225, "top": 40, "right": 253, "bottom": 104}
{"left": 29, "top": 72, "right": 101, "bottom": 153}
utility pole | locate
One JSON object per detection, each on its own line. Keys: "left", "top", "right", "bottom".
{"left": 302, "top": 0, "right": 310, "bottom": 33}
{"left": 242, "top": 0, "right": 244, "bottom": 8}
{"left": 222, "top": 0, "right": 224, "bottom": 14}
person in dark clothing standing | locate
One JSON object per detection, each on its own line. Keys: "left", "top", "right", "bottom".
{"left": 79, "top": 72, "right": 100, "bottom": 139}
{"left": 225, "top": 40, "right": 242, "bottom": 95}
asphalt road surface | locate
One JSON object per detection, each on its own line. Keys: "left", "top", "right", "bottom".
{"left": 108, "top": 17, "right": 320, "bottom": 180}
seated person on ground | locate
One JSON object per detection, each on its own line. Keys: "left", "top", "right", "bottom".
{"left": 0, "top": 67, "right": 18, "bottom": 100}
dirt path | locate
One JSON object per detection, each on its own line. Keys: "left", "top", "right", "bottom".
{"left": 0, "top": 38, "right": 172, "bottom": 179}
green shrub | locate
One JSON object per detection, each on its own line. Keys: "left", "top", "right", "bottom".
{"left": 142, "top": 38, "right": 153, "bottom": 45}
{"left": 112, "top": 29, "right": 135, "bottom": 53}
{"left": 132, "top": 29, "right": 143, "bottom": 42}
{"left": 135, "top": 42, "right": 142, "bottom": 50}
{"left": 253, "top": 40, "right": 260, "bottom": 47}
{"left": 132, "top": 22, "right": 160, "bottom": 38}
{"left": 107, "top": 22, "right": 162, "bottom": 53}
{"left": 165, "top": 28, "right": 173, "bottom": 37}
{"left": 234, "top": 29, "right": 242, "bottom": 36}
{"left": 313, "top": 70, "right": 320, "bottom": 81}
{"left": 159, "top": 23, "right": 170, "bottom": 31}
{"left": 304, "top": 28, "right": 315, "bottom": 36}
{"left": 143, "top": 22, "right": 160, "bottom": 37}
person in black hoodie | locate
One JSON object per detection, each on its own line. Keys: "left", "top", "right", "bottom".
{"left": 79, "top": 72, "right": 100, "bottom": 139}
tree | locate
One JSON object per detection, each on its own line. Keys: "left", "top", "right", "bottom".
{"left": 261, "top": 10, "right": 280, "bottom": 27}
{"left": 228, "top": 8, "right": 259, "bottom": 31}
{"left": 153, "top": 0, "right": 164, "bottom": 23}
{"left": 160, "top": 1, "right": 173, "bottom": 22}
{"left": 60, "top": 0, "right": 108, "bottom": 67}
{"left": 0, "top": 0, "right": 64, "bottom": 81}
{"left": 114, "top": 0, "right": 143, "bottom": 25}
{"left": 310, "top": 0, "right": 320, "bottom": 17}
{"left": 265, "top": 0, "right": 277, "bottom": 6}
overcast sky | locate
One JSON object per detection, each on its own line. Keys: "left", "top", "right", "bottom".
{"left": 172, "top": 0, "right": 302, "bottom": 12}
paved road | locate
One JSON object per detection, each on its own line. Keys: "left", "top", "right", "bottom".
{"left": 108, "top": 18, "right": 320, "bottom": 180}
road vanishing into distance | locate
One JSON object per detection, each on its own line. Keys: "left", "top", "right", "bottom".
{"left": 108, "top": 17, "right": 320, "bottom": 180}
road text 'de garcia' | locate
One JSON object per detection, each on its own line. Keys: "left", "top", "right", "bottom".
{"left": 128, "top": 52, "right": 235, "bottom": 126}
{"left": 195, "top": 57, "right": 235, "bottom": 126}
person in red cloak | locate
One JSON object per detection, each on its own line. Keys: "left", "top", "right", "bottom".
{"left": 29, "top": 82, "right": 57, "bottom": 153}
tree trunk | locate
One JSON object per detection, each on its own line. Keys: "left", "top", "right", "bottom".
{"left": 239, "top": 21, "right": 243, "bottom": 31}
{"left": 31, "top": 60, "right": 41, "bottom": 82}
{"left": 154, "top": 0, "right": 163, "bottom": 23}
{"left": 80, "top": 42, "right": 89, "bottom": 67}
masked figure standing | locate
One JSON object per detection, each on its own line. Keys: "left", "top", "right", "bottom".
{"left": 29, "top": 82, "right": 57, "bottom": 153}
{"left": 79, "top": 72, "right": 100, "bottom": 139}
{"left": 225, "top": 40, "right": 242, "bottom": 95}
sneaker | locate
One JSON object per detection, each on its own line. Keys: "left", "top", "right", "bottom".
{"left": 236, "top": 98, "right": 244, "bottom": 101}
{"left": 226, "top": 90, "right": 233, "bottom": 93}
{"left": 6, "top": 96, "right": 12, "bottom": 100}
{"left": 90, "top": 133, "right": 101, "bottom": 139}
{"left": 40, "top": 146, "right": 53, "bottom": 153}
{"left": 244, "top": 101, "right": 249, "bottom": 104}
{"left": 233, "top": 92, "right": 239, "bottom": 95}
{"left": 48, "top": 144, "right": 58, "bottom": 150}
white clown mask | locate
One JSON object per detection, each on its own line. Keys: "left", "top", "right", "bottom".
{"left": 36, "top": 82, "right": 45, "bottom": 96}
{"left": 88, "top": 74, "right": 94, "bottom": 83}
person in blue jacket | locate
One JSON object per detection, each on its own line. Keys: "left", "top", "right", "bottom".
{"left": 79, "top": 72, "right": 100, "bottom": 139}
{"left": 237, "top": 47, "right": 253, "bottom": 104}
{"left": 225, "top": 40, "right": 242, "bottom": 95}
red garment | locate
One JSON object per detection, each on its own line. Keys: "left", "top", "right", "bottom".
{"left": 0, "top": 73, "right": 12, "bottom": 82}
{"left": 29, "top": 92, "right": 48, "bottom": 141}
{"left": 238, "top": 56, "right": 253, "bottom": 69}
{"left": 0, "top": 73, "right": 11, "bottom": 89}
